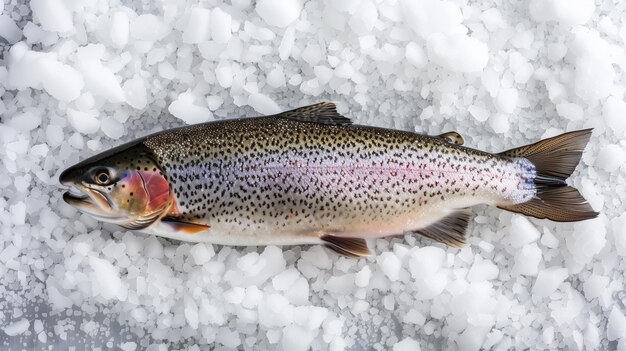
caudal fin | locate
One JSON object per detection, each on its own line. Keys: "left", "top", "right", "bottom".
{"left": 497, "top": 129, "right": 599, "bottom": 222}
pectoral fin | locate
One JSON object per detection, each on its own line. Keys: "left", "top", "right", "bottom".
{"left": 416, "top": 209, "right": 471, "bottom": 248}
{"left": 321, "top": 235, "right": 372, "bottom": 258}
{"left": 161, "top": 216, "right": 210, "bottom": 234}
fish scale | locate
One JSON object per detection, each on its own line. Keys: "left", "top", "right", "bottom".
{"left": 143, "top": 114, "right": 532, "bottom": 246}
{"left": 60, "top": 102, "right": 598, "bottom": 257}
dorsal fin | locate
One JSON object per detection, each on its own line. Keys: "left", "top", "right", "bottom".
{"left": 438, "top": 131, "right": 464, "bottom": 145}
{"left": 275, "top": 102, "right": 352, "bottom": 126}
{"left": 416, "top": 209, "right": 471, "bottom": 248}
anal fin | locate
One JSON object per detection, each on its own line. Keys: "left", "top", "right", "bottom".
{"left": 416, "top": 209, "right": 471, "bottom": 248}
{"left": 321, "top": 235, "right": 372, "bottom": 258}
{"left": 161, "top": 216, "right": 210, "bottom": 234}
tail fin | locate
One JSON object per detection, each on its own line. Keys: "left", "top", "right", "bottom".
{"left": 497, "top": 129, "right": 599, "bottom": 222}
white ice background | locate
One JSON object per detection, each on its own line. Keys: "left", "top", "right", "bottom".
{"left": 0, "top": 0, "right": 626, "bottom": 350}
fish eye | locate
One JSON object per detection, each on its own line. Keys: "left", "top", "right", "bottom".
{"left": 95, "top": 169, "right": 110, "bottom": 185}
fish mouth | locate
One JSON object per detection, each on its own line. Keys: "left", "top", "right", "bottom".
{"left": 62, "top": 184, "right": 114, "bottom": 217}
{"left": 61, "top": 183, "right": 157, "bottom": 228}
{"left": 63, "top": 187, "right": 91, "bottom": 205}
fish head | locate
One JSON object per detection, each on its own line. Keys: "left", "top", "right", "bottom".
{"left": 59, "top": 142, "right": 172, "bottom": 230}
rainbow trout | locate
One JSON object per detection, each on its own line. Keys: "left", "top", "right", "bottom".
{"left": 59, "top": 103, "right": 597, "bottom": 257}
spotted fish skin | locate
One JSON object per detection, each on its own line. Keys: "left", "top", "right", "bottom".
{"left": 142, "top": 111, "right": 534, "bottom": 245}
{"left": 60, "top": 103, "right": 597, "bottom": 256}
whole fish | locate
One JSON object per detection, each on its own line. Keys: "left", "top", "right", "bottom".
{"left": 59, "top": 103, "right": 597, "bottom": 257}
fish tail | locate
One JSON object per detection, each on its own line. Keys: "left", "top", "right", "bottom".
{"left": 497, "top": 129, "right": 599, "bottom": 222}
